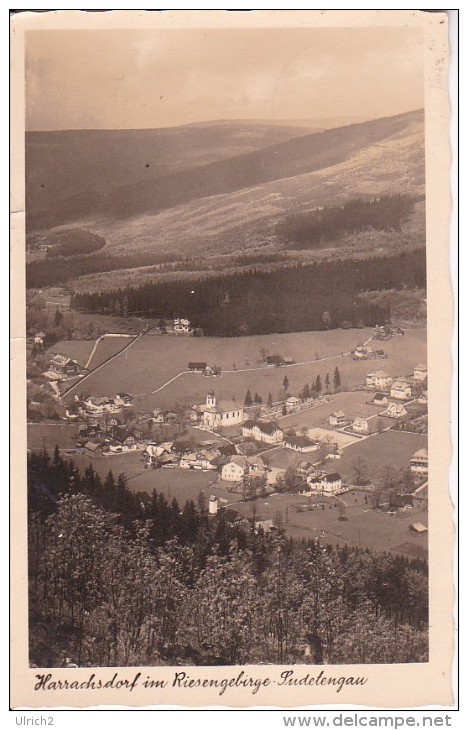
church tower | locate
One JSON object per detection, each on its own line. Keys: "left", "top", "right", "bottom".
{"left": 206, "top": 390, "right": 216, "bottom": 408}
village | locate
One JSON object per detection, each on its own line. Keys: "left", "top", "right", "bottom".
{"left": 26, "top": 319, "right": 429, "bottom": 556}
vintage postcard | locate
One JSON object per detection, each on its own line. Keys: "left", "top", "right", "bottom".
{"left": 10, "top": 9, "right": 454, "bottom": 709}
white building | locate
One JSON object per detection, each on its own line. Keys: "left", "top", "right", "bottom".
{"left": 329, "top": 411, "right": 347, "bottom": 427}
{"left": 173, "top": 318, "right": 192, "bottom": 334}
{"left": 384, "top": 403, "right": 407, "bottom": 419}
{"left": 413, "top": 364, "right": 428, "bottom": 381}
{"left": 221, "top": 456, "right": 247, "bottom": 482}
{"left": 304, "top": 472, "right": 343, "bottom": 495}
{"left": 366, "top": 370, "right": 393, "bottom": 390}
{"left": 410, "top": 448, "right": 429, "bottom": 476}
{"left": 391, "top": 381, "right": 412, "bottom": 400}
{"left": 209, "top": 496, "right": 219, "bottom": 515}
{"left": 201, "top": 391, "right": 244, "bottom": 429}
{"left": 352, "top": 417, "right": 369, "bottom": 434}
{"left": 242, "top": 419, "right": 283, "bottom": 444}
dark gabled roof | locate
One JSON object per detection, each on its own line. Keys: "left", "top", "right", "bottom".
{"left": 188, "top": 361, "right": 207, "bottom": 369}
{"left": 285, "top": 435, "right": 317, "bottom": 448}
{"left": 310, "top": 472, "right": 341, "bottom": 483}
{"left": 265, "top": 355, "right": 283, "bottom": 363}
{"left": 243, "top": 419, "right": 281, "bottom": 435}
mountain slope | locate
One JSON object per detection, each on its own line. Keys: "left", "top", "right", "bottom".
{"left": 25, "top": 122, "right": 318, "bottom": 232}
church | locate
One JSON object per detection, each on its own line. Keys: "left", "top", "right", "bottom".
{"left": 201, "top": 391, "right": 245, "bottom": 429}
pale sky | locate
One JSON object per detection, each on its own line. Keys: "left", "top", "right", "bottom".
{"left": 25, "top": 27, "right": 424, "bottom": 131}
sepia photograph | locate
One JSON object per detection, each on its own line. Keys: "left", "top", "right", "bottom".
{"left": 10, "top": 9, "right": 454, "bottom": 709}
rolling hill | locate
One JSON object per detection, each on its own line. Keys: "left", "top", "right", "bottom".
{"left": 25, "top": 122, "right": 319, "bottom": 232}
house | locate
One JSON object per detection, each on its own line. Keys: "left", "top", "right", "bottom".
{"left": 384, "top": 403, "right": 407, "bottom": 418}
{"left": 413, "top": 364, "right": 428, "bottom": 381}
{"left": 366, "top": 370, "right": 393, "bottom": 390}
{"left": 84, "top": 441, "right": 101, "bottom": 455}
{"left": 188, "top": 361, "right": 207, "bottom": 372}
{"left": 152, "top": 408, "right": 165, "bottom": 423}
{"left": 418, "top": 391, "right": 428, "bottom": 405}
{"left": 201, "top": 391, "right": 245, "bottom": 428}
{"left": 297, "top": 460, "right": 317, "bottom": 477}
{"left": 254, "top": 519, "right": 275, "bottom": 533}
{"left": 174, "top": 318, "right": 192, "bottom": 334}
{"left": 283, "top": 357, "right": 294, "bottom": 365}
{"left": 84, "top": 396, "right": 112, "bottom": 416}
{"left": 374, "top": 349, "right": 386, "bottom": 359}
{"left": 209, "top": 496, "right": 219, "bottom": 515}
{"left": 179, "top": 452, "right": 217, "bottom": 470}
{"left": 326, "top": 446, "right": 343, "bottom": 460}
{"left": 329, "top": 411, "right": 347, "bottom": 427}
{"left": 221, "top": 456, "right": 248, "bottom": 482}
{"left": 352, "top": 417, "right": 369, "bottom": 434}
{"left": 115, "top": 393, "right": 133, "bottom": 407}
{"left": 353, "top": 345, "right": 372, "bottom": 360}
{"left": 286, "top": 396, "right": 301, "bottom": 411}
{"left": 284, "top": 434, "right": 319, "bottom": 453}
{"left": 410, "top": 448, "right": 429, "bottom": 475}
{"left": 409, "top": 522, "right": 428, "bottom": 534}
{"left": 265, "top": 355, "right": 283, "bottom": 367}
{"left": 373, "top": 392, "right": 388, "bottom": 406}
{"left": 48, "top": 354, "right": 80, "bottom": 378}
{"left": 242, "top": 419, "right": 283, "bottom": 444}
{"left": 391, "top": 381, "right": 412, "bottom": 400}
{"left": 305, "top": 472, "right": 343, "bottom": 495}
{"left": 34, "top": 331, "right": 46, "bottom": 346}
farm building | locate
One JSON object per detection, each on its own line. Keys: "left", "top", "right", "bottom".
{"left": 391, "top": 381, "right": 412, "bottom": 400}
{"left": 201, "top": 391, "right": 244, "bottom": 428}
{"left": 173, "top": 318, "right": 192, "bottom": 334}
{"left": 286, "top": 396, "right": 301, "bottom": 411}
{"left": 284, "top": 434, "right": 320, "bottom": 453}
{"left": 366, "top": 369, "right": 393, "bottom": 390}
{"left": 265, "top": 355, "right": 283, "bottom": 367}
{"left": 384, "top": 403, "right": 407, "bottom": 419}
{"left": 242, "top": 419, "right": 284, "bottom": 444}
{"left": 48, "top": 353, "right": 80, "bottom": 378}
{"left": 329, "top": 411, "right": 347, "bottom": 427}
{"left": 180, "top": 452, "right": 217, "bottom": 470}
{"left": 188, "top": 361, "right": 207, "bottom": 372}
{"left": 352, "top": 417, "right": 369, "bottom": 434}
{"left": 410, "top": 448, "right": 429, "bottom": 476}
{"left": 304, "top": 472, "right": 343, "bottom": 496}
{"left": 413, "top": 364, "right": 428, "bottom": 381}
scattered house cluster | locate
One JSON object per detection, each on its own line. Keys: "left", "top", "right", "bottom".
{"left": 68, "top": 393, "right": 135, "bottom": 418}
{"left": 187, "top": 362, "right": 221, "bottom": 377}
{"left": 264, "top": 354, "right": 295, "bottom": 367}
{"left": 373, "top": 324, "right": 404, "bottom": 340}
{"left": 220, "top": 454, "right": 285, "bottom": 488}
{"left": 169, "top": 318, "right": 193, "bottom": 335}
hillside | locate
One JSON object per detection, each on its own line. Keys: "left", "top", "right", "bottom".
{"left": 25, "top": 122, "right": 318, "bottom": 232}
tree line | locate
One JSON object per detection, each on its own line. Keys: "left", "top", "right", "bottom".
{"left": 72, "top": 250, "right": 426, "bottom": 336}
{"left": 28, "top": 448, "right": 428, "bottom": 668}
{"left": 276, "top": 195, "right": 415, "bottom": 249}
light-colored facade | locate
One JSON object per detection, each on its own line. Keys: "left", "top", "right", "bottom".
{"left": 304, "top": 472, "right": 343, "bottom": 495}
{"left": 410, "top": 448, "right": 429, "bottom": 475}
{"left": 242, "top": 420, "right": 283, "bottom": 444}
{"left": 366, "top": 370, "right": 393, "bottom": 390}
{"left": 201, "top": 391, "right": 244, "bottom": 429}
{"left": 413, "top": 364, "right": 428, "bottom": 381}
{"left": 391, "top": 381, "right": 412, "bottom": 400}
{"left": 352, "top": 417, "right": 369, "bottom": 434}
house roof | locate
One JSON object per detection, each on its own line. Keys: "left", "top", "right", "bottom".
{"left": 412, "top": 448, "right": 428, "bottom": 459}
{"left": 35, "top": 331, "right": 46, "bottom": 338}
{"left": 84, "top": 441, "right": 100, "bottom": 451}
{"left": 368, "top": 369, "right": 390, "bottom": 378}
{"left": 310, "top": 472, "right": 341, "bottom": 483}
{"left": 374, "top": 392, "right": 387, "bottom": 399}
{"left": 188, "top": 361, "right": 207, "bottom": 368}
{"left": 353, "top": 417, "right": 368, "bottom": 426}
{"left": 230, "top": 456, "right": 248, "bottom": 468}
{"left": 286, "top": 396, "right": 300, "bottom": 404}
{"left": 331, "top": 410, "right": 345, "bottom": 418}
{"left": 414, "top": 364, "right": 427, "bottom": 371}
{"left": 265, "top": 355, "right": 283, "bottom": 363}
{"left": 410, "top": 522, "right": 428, "bottom": 533}
{"left": 285, "top": 435, "right": 318, "bottom": 448}
{"left": 203, "top": 399, "right": 241, "bottom": 414}
{"left": 243, "top": 419, "right": 281, "bottom": 435}
{"left": 50, "top": 353, "right": 76, "bottom": 366}
{"left": 392, "top": 381, "right": 410, "bottom": 390}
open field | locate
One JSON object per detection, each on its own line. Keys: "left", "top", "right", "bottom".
{"left": 46, "top": 340, "right": 95, "bottom": 369}
{"left": 85, "top": 335, "right": 134, "bottom": 369}
{"left": 322, "top": 430, "right": 428, "bottom": 484}
{"left": 64, "top": 327, "right": 426, "bottom": 413}
{"left": 278, "top": 391, "right": 394, "bottom": 433}
{"left": 27, "top": 422, "right": 79, "bottom": 451}
{"left": 232, "top": 489, "right": 428, "bottom": 558}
